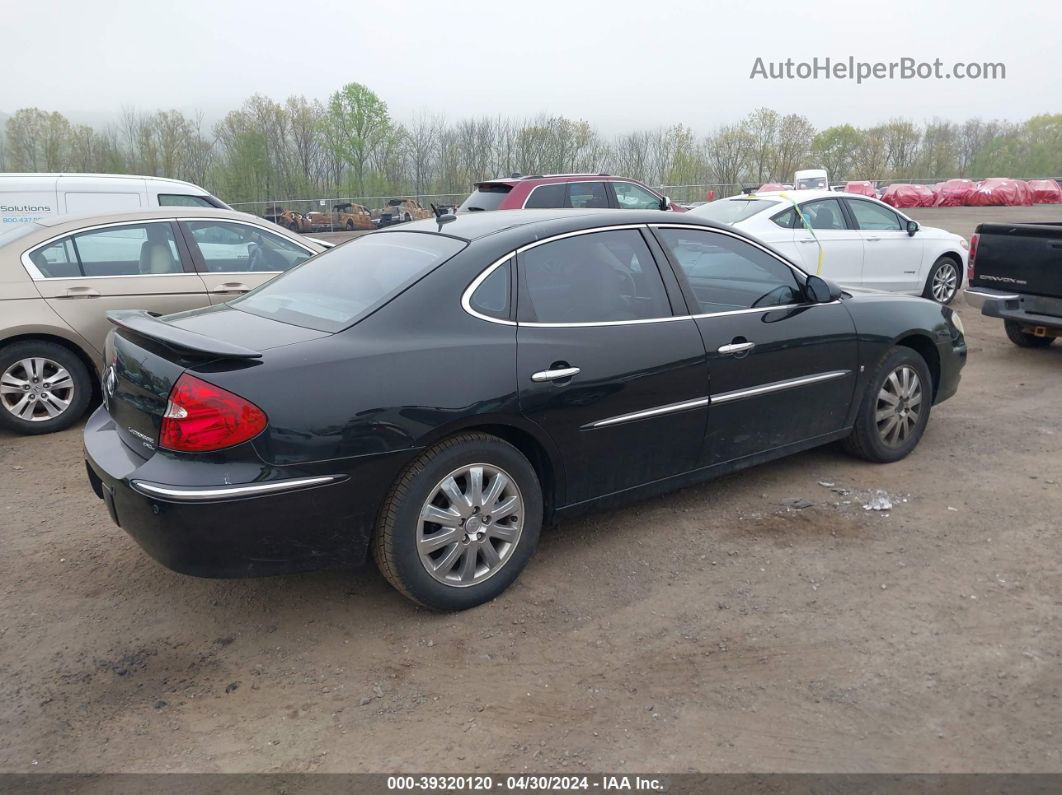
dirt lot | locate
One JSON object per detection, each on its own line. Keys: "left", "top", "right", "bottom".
{"left": 1, "top": 207, "right": 1061, "bottom": 774}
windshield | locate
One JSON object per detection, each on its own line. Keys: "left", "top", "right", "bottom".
{"left": 796, "top": 178, "right": 828, "bottom": 190}
{"left": 231, "top": 231, "right": 466, "bottom": 332}
{"left": 0, "top": 222, "right": 42, "bottom": 248}
{"left": 458, "top": 185, "right": 512, "bottom": 212}
{"left": 689, "top": 198, "right": 780, "bottom": 225}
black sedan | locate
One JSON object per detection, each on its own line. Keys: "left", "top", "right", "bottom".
{"left": 84, "top": 209, "right": 967, "bottom": 610}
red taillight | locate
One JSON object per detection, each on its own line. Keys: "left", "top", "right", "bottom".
{"left": 967, "top": 233, "right": 979, "bottom": 282}
{"left": 159, "top": 373, "right": 267, "bottom": 452}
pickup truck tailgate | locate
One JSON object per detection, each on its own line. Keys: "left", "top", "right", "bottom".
{"left": 971, "top": 222, "right": 1062, "bottom": 299}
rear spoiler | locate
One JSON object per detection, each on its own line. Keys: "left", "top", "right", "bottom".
{"left": 106, "top": 310, "right": 262, "bottom": 359}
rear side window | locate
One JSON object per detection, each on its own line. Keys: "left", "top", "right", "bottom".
{"left": 771, "top": 207, "right": 798, "bottom": 228}
{"left": 801, "top": 199, "right": 848, "bottom": 230}
{"left": 523, "top": 183, "right": 567, "bottom": 209}
{"left": 657, "top": 228, "right": 802, "bottom": 313}
{"left": 459, "top": 185, "right": 512, "bottom": 212}
{"left": 158, "top": 193, "right": 215, "bottom": 207}
{"left": 469, "top": 260, "right": 511, "bottom": 319}
{"left": 28, "top": 222, "right": 182, "bottom": 277}
{"left": 232, "top": 231, "right": 466, "bottom": 332}
{"left": 520, "top": 230, "right": 671, "bottom": 323}
{"left": 565, "top": 182, "right": 609, "bottom": 208}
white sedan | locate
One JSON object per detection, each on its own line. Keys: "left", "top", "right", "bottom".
{"left": 688, "top": 190, "right": 968, "bottom": 304}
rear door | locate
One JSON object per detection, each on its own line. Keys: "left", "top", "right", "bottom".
{"left": 515, "top": 226, "right": 708, "bottom": 505}
{"left": 25, "top": 220, "right": 209, "bottom": 358}
{"left": 792, "top": 198, "right": 864, "bottom": 288}
{"left": 653, "top": 225, "right": 859, "bottom": 466}
{"left": 178, "top": 219, "right": 315, "bottom": 301}
{"left": 843, "top": 198, "right": 925, "bottom": 292}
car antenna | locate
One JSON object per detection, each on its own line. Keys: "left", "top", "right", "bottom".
{"left": 431, "top": 203, "right": 456, "bottom": 226}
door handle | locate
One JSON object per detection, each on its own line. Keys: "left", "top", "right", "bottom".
{"left": 718, "top": 341, "right": 755, "bottom": 355}
{"left": 63, "top": 286, "right": 100, "bottom": 298}
{"left": 212, "top": 282, "right": 250, "bottom": 293}
{"left": 865, "top": 236, "right": 882, "bottom": 242}
{"left": 531, "top": 366, "right": 580, "bottom": 383}
{"left": 798, "top": 239, "right": 818, "bottom": 244}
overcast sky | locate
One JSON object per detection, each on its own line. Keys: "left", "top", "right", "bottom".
{"left": 5, "top": 0, "right": 1060, "bottom": 132}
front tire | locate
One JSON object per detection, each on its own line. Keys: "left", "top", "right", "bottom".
{"left": 0, "top": 341, "right": 93, "bottom": 435}
{"left": 373, "top": 432, "right": 543, "bottom": 610}
{"left": 923, "top": 256, "right": 960, "bottom": 304}
{"left": 1004, "top": 320, "right": 1055, "bottom": 348}
{"left": 843, "top": 346, "right": 933, "bottom": 463}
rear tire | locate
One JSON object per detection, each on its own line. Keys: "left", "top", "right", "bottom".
{"left": 1004, "top": 320, "right": 1055, "bottom": 348}
{"left": 0, "top": 341, "right": 93, "bottom": 435}
{"left": 923, "top": 256, "right": 960, "bottom": 304}
{"left": 842, "top": 346, "right": 933, "bottom": 463}
{"left": 373, "top": 432, "right": 542, "bottom": 610}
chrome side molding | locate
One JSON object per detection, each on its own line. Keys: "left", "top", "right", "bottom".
{"left": 711, "top": 370, "right": 851, "bottom": 405}
{"left": 131, "top": 475, "right": 342, "bottom": 502}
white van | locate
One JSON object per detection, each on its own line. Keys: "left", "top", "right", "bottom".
{"left": 0, "top": 173, "right": 229, "bottom": 226}
{"left": 793, "top": 169, "right": 830, "bottom": 191}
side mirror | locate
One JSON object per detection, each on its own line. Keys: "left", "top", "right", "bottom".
{"left": 660, "top": 195, "right": 671, "bottom": 211}
{"left": 805, "top": 274, "right": 842, "bottom": 303}
{"left": 907, "top": 219, "right": 919, "bottom": 236}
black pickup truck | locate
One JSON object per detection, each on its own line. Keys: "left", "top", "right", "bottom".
{"left": 965, "top": 222, "right": 1062, "bottom": 348}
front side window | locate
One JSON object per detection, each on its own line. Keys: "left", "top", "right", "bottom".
{"left": 657, "top": 228, "right": 803, "bottom": 313}
{"left": 613, "top": 182, "right": 663, "bottom": 210}
{"left": 846, "top": 199, "right": 903, "bottom": 231}
{"left": 519, "top": 229, "right": 671, "bottom": 323}
{"left": 523, "top": 183, "right": 567, "bottom": 209}
{"left": 232, "top": 231, "right": 465, "bottom": 332}
{"left": 565, "top": 182, "right": 609, "bottom": 209}
{"left": 158, "top": 193, "right": 215, "bottom": 208}
{"left": 184, "top": 220, "right": 311, "bottom": 273}
{"left": 29, "top": 222, "right": 182, "bottom": 277}
{"left": 799, "top": 199, "right": 848, "bottom": 230}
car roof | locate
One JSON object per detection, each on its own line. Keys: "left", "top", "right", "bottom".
{"left": 0, "top": 172, "right": 208, "bottom": 189}
{"left": 475, "top": 174, "right": 626, "bottom": 188}
{"left": 380, "top": 208, "right": 732, "bottom": 242}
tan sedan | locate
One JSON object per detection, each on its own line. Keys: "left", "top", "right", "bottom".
{"left": 0, "top": 207, "right": 326, "bottom": 434}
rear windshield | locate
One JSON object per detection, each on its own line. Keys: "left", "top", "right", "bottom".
{"left": 690, "top": 198, "right": 780, "bottom": 225}
{"left": 459, "top": 185, "right": 512, "bottom": 212}
{"left": 231, "top": 231, "right": 466, "bottom": 332}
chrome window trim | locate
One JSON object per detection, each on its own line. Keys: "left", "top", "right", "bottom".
{"left": 710, "top": 370, "right": 851, "bottom": 405}
{"left": 459, "top": 223, "right": 836, "bottom": 328}
{"left": 461, "top": 253, "right": 517, "bottom": 326}
{"left": 21, "top": 216, "right": 316, "bottom": 282}
{"left": 583, "top": 396, "right": 710, "bottom": 429}
{"left": 130, "top": 475, "right": 341, "bottom": 502}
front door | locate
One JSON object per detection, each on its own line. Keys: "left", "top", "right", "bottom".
{"left": 515, "top": 227, "right": 709, "bottom": 506}
{"left": 652, "top": 225, "right": 859, "bottom": 466}
{"left": 843, "top": 198, "right": 925, "bottom": 293}
{"left": 178, "top": 219, "right": 315, "bottom": 303}
{"left": 25, "top": 220, "right": 209, "bottom": 358}
{"left": 792, "top": 197, "right": 865, "bottom": 289}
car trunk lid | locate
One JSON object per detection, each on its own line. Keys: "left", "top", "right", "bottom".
{"left": 103, "top": 307, "right": 328, "bottom": 455}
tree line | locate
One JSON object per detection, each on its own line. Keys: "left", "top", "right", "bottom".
{"left": 3, "top": 82, "right": 1061, "bottom": 206}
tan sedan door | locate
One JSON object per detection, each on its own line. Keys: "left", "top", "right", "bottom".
{"left": 178, "top": 219, "right": 316, "bottom": 303}
{"left": 25, "top": 220, "right": 210, "bottom": 359}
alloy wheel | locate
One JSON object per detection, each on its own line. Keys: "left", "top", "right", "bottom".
{"left": 417, "top": 463, "right": 524, "bottom": 587}
{"left": 931, "top": 261, "right": 958, "bottom": 303}
{"left": 0, "top": 357, "right": 75, "bottom": 422}
{"left": 876, "top": 365, "right": 923, "bottom": 447}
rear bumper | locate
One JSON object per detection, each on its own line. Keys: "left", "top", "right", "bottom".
{"left": 966, "top": 288, "right": 1062, "bottom": 332}
{"left": 83, "top": 407, "right": 409, "bottom": 578}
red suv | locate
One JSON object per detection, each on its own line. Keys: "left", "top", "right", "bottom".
{"left": 457, "top": 174, "right": 686, "bottom": 213}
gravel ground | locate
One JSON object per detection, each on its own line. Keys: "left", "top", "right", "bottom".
{"left": 1, "top": 207, "right": 1061, "bottom": 774}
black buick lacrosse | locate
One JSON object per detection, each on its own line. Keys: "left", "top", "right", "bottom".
{"left": 84, "top": 209, "right": 966, "bottom": 609}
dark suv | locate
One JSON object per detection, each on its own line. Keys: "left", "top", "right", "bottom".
{"left": 457, "top": 174, "right": 686, "bottom": 213}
